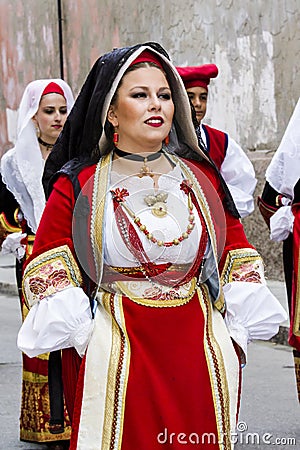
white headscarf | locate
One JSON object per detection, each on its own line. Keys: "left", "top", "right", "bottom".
{"left": 266, "top": 97, "right": 300, "bottom": 199}
{"left": 1, "top": 79, "right": 74, "bottom": 232}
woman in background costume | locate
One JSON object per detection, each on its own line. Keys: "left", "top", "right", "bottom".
{"left": 18, "top": 43, "right": 286, "bottom": 449}
{"left": 258, "top": 97, "right": 300, "bottom": 401}
{"left": 0, "top": 79, "right": 74, "bottom": 448}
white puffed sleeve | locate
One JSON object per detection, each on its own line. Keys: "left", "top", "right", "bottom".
{"left": 17, "top": 286, "right": 94, "bottom": 358}
{"left": 270, "top": 205, "right": 294, "bottom": 241}
{"left": 220, "top": 137, "right": 257, "bottom": 218}
{"left": 223, "top": 281, "right": 287, "bottom": 360}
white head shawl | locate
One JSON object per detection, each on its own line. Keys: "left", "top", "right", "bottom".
{"left": 1, "top": 79, "right": 74, "bottom": 233}
{"left": 266, "top": 97, "right": 300, "bottom": 199}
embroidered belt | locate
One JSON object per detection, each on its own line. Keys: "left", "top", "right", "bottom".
{"left": 102, "top": 263, "right": 192, "bottom": 283}
{"left": 98, "top": 276, "right": 198, "bottom": 308}
{"left": 99, "top": 264, "right": 199, "bottom": 307}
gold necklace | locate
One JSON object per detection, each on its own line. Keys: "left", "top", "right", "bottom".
{"left": 111, "top": 181, "right": 195, "bottom": 247}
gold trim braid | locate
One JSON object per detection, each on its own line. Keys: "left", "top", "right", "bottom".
{"left": 197, "top": 285, "right": 232, "bottom": 449}
{"left": 92, "top": 154, "right": 112, "bottom": 283}
{"left": 101, "top": 293, "right": 131, "bottom": 450}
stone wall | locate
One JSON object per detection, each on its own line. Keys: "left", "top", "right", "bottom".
{"left": 1, "top": 0, "right": 298, "bottom": 279}
{"left": 242, "top": 151, "right": 284, "bottom": 281}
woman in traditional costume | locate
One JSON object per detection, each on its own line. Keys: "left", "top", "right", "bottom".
{"left": 0, "top": 79, "right": 74, "bottom": 448}
{"left": 258, "top": 97, "right": 300, "bottom": 401}
{"left": 18, "top": 43, "right": 286, "bottom": 450}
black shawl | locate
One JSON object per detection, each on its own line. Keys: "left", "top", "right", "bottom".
{"left": 42, "top": 41, "right": 239, "bottom": 218}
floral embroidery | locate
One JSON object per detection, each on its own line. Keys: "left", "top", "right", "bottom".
{"left": 230, "top": 260, "right": 262, "bottom": 283}
{"left": 110, "top": 187, "right": 129, "bottom": 203}
{"left": 29, "top": 277, "right": 49, "bottom": 296}
{"left": 40, "top": 264, "right": 55, "bottom": 275}
{"left": 142, "top": 285, "right": 185, "bottom": 301}
{"left": 221, "top": 248, "right": 264, "bottom": 285}
{"left": 27, "top": 262, "right": 73, "bottom": 301}
{"left": 48, "top": 269, "right": 70, "bottom": 289}
{"left": 114, "top": 278, "right": 197, "bottom": 307}
{"left": 23, "top": 245, "right": 82, "bottom": 308}
{"left": 142, "top": 286, "right": 162, "bottom": 299}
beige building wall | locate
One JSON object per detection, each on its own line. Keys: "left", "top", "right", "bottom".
{"left": 1, "top": 0, "right": 299, "bottom": 278}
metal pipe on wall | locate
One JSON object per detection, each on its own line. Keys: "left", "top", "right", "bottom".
{"left": 57, "top": 0, "right": 64, "bottom": 80}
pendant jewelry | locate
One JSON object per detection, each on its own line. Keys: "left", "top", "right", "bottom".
{"left": 144, "top": 192, "right": 168, "bottom": 218}
{"left": 111, "top": 181, "right": 195, "bottom": 248}
{"left": 138, "top": 157, "right": 154, "bottom": 178}
{"left": 113, "top": 147, "right": 162, "bottom": 178}
{"left": 151, "top": 202, "right": 167, "bottom": 218}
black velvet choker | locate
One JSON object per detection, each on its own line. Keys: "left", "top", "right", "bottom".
{"left": 114, "top": 146, "right": 162, "bottom": 162}
{"left": 38, "top": 136, "right": 54, "bottom": 150}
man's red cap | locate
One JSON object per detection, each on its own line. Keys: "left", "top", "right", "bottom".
{"left": 42, "top": 82, "right": 65, "bottom": 98}
{"left": 176, "top": 64, "right": 218, "bottom": 90}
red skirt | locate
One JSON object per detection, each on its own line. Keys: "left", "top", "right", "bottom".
{"left": 68, "top": 285, "right": 240, "bottom": 450}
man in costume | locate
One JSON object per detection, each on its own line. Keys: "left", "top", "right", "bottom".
{"left": 258, "top": 97, "right": 300, "bottom": 401}
{"left": 17, "top": 43, "right": 286, "bottom": 450}
{"left": 176, "top": 64, "right": 257, "bottom": 218}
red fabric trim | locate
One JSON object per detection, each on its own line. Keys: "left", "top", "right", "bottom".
{"left": 33, "top": 174, "right": 76, "bottom": 252}
{"left": 129, "top": 50, "right": 163, "bottom": 69}
{"left": 185, "top": 79, "right": 209, "bottom": 89}
{"left": 42, "top": 82, "right": 65, "bottom": 98}
{"left": 69, "top": 354, "right": 86, "bottom": 449}
{"left": 102, "top": 264, "right": 186, "bottom": 283}
{"left": 232, "top": 341, "right": 243, "bottom": 422}
{"left": 289, "top": 202, "right": 300, "bottom": 351}
{"left": 202, "top": 124, "right": 228, "bottom": 170}
{"left": 61, "top": 348, "right": 82, "bottom": 423}
{"left": 23, "top": 353, "right": 48, "bottom": 376}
